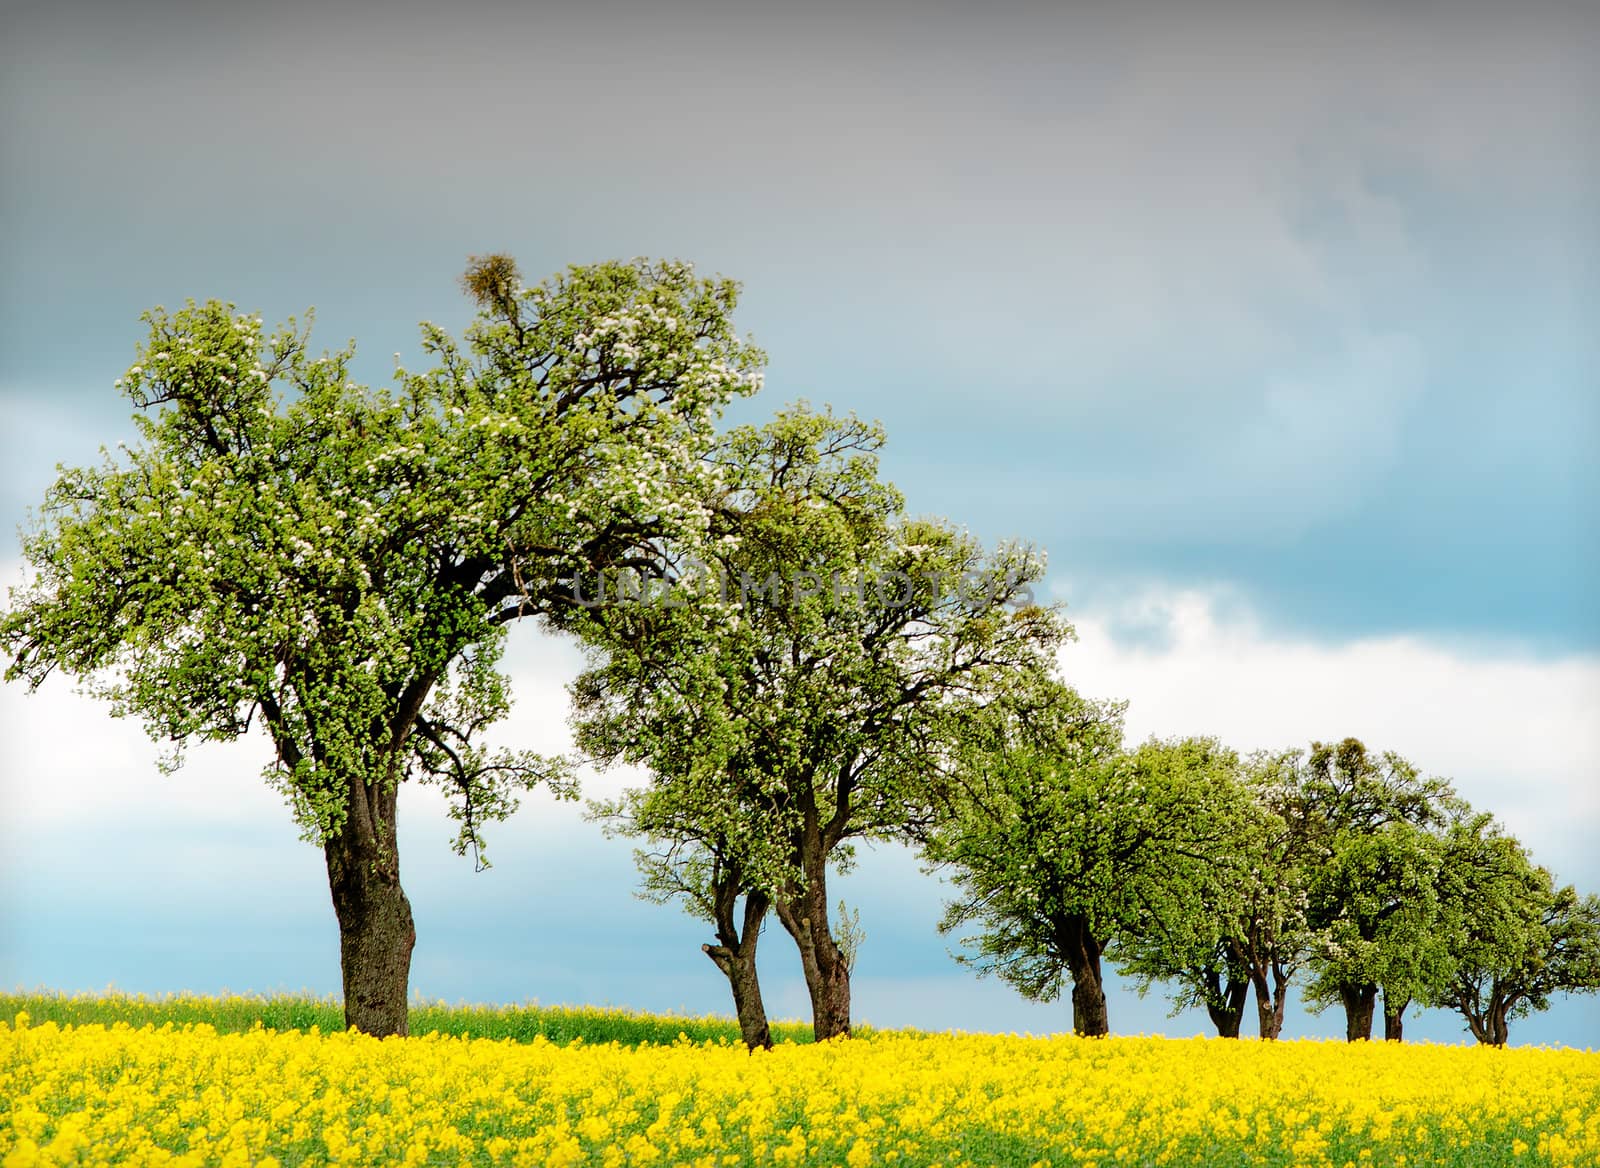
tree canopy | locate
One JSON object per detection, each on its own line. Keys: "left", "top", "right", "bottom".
{"left": 575, "top": 403, "right": 1064, "bottom": 1040}
{"left": 1425, "top": 815, "right": 1600, "bottom": 1044}
{"left": 2, "top": 255, "right": 765, "bottom": 1035}
{"left": 927, "top": 681, "right": 1252, "bottom": 1037}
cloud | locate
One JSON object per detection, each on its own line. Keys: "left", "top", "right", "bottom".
{"left": 3, "top": 1, "right": 1593, "bottom": 639}
{"left": 1057, "top": 581, "right": 1600, "bottom": 890}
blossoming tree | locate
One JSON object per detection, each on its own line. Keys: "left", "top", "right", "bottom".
{"left": 1, "top": 255, "right": 764, "bottom": 1035}
{"left": 575, "top": 404, "right": 1065, "bottom": 1041}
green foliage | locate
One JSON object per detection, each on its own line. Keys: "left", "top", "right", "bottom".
{"left": 2, "top": 257, "right": 763, "bottom": 863}
{"left": 1289, "top": 738, "right": 1467, "bottom": 1019}
{"left": 928, "top": 688, "right": 1258, "bottom": 1006}
{"left": 1107, "top": 750, "right": 1298, "bottom": 1023}
{"left": 1425, "top": 815, "right": 1600, "bottom": 1043}
{"left": 577, "top": 403, "right": 1067, "bottom": 923}
{"left": 1303, "top": 818, "right": 1451, "bottom": 1011}
{"left": 1107, "top": 740, "right": 1581, "bottom": 1038}
{"left": 834, "top": 900, "right": 867, "bottom": 973}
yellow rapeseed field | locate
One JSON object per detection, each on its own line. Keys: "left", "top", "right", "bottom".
{"left": 3, "top": 1005, "right": 1598, "bottom": 1168}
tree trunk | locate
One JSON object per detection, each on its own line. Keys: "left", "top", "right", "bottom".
{"left": 1340, "top": 983, "right": 1377, "bottom": 1042}
{"left": 1249, "top": 961, "right": 1290, "bottom": 1040}
{"left": 703, "top": 889, "right": 773, "bottom": 1051}
{"left": 1465, "top": 983, "right": 1517, "bottom": 1046}
{"left": 1382, "top": 993, "right": 1408, "bottom": 1042}
{"left": 1205, "top": 970, "right": 1251, "bottom": 1038}
{"left": 1487, "top": 992, "right": 1512, "bottom": 1047}
{"left": 1464, "top": 1010, "right": 1490, "bottom": 1045}
{"left": 1251, "top": 969, "right": 1275, "bottom": 1039}
{"left": 324, "top": 777, "right": 415, "bottom": 1037}
{"left": 776, "top": 887, "right": 852, "bottom": 1042}
{"left": 776, "top": 820, "right": 852, "bottom": 1042}
{"left": 1490, "top": 1009, "right": 1510, "bottom": 1047}
{"left": 1270, "top": 964, "right": 1290, "bottom": 1038}
{"left": 1071, "top": 973, "right": 1109, "bottom": 1036}
{"left": 1058, "top": 916, "right": 1109, "bottom": 1037}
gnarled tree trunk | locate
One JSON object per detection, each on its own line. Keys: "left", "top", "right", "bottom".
{"left": 1205, "top": 969, "right": 1252, "bottom": 1038}
{"left": 1488, "top": 1004, "right": 1511, "bottom": 1047}
{"left": 1382, "top": 993, "right": 1408, "bottom": 1041}
{"left": 703, "top": 889, "right": 773, "bottom": 1051}
{"left": 776, "top": 885, "right": 852, "bottom": 1042}
{"left": 1458, "top": 978, "right": 1513, "bottom": 1046}
{"left": 1340, "top": 983, "right": 1377, "bottom": 1042}
{"left": 1249, "top": 960, "right": 1290, "bottom": 1040}
{"left": 1466, "top": 985, "right": 1516, "bottom": 1046}
{"left": 1057, "top": 916, "right": 1109, "bottom": 1036}
{"left": 776, "top": 814, "right": 854, "bottom": 1042}
{"left": 324, "top": 777, "right": 415, "bottom": 1037}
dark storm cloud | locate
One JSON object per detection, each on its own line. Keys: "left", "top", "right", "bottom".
{"left": 3, "top": 0, "right": 1597, "bottom": 645}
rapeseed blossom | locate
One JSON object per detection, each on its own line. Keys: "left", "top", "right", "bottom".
{"left": 2, "top": 1005, "right": 1597, "bottom": 1167}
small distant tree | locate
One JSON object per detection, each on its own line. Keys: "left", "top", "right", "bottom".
{"left": 1291, "top": 738, "right": 1463, "bottom": 1041}
{"left": 1426, "top": 816, "right": 1600, "bottom": 1045}
{"left": 1303, "top": 817, "right": 1452, "bottom": 1041}
{"left": 591, "top": 774, "right": 786, "bottom": 1050}
{"left": 929, "top": 698, "right": 1250, "bottom": 1038}
{"left": 574, "top": 405, "right": 1063, "bottom": 1041}
{"left": 1110, "top": 750, "right": 1311, "bottom": 1039}
{"left": 1114, "top": 918, "right": 1254, "bottom": 1039}
{"left": 1, "top": 256, "right": 764, "bottom": 1035}
{"left": 1229, "top": 751, "right": 1317, "bottom": 1039}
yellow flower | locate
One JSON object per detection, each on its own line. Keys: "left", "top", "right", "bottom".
{"left": 2, "top": 994, "right": 1598, "bottom": 1168}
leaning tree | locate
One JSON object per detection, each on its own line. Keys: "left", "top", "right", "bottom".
{"left": 1106, "top": 748, "right": 1311, "bottom": 1039}
{"left": 589, "top": 770, "right": 789, "bottom": 1051}
{"left": 1, "top": 255, "right": 764, "bottom": 1035}
{"left": 929, "top": 698, "right": 1241, "bottom": 1038}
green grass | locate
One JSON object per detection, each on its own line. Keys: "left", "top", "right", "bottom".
{"left": 0, "top": 990, "right": 829, "bottom": 1046}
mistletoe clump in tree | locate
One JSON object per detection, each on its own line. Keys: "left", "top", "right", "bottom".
{"left": 576, "top": 404, "right": 1064, "bottom": 1042}
{"left": 1, "top": 255, "right": 764, "bottom": 1035}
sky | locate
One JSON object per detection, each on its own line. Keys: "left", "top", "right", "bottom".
{"left": 1, "top": 0, "right": 1597, "bottom": 1046}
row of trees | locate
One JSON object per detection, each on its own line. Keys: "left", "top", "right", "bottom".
{"left": 564, "top": 418, "right": 1600, "bottom": 1049}
{"left": 933, "top": 723, "right": 1600, "bottom": 1046}
{"left": 5, "top": 256, "right": 1596, "bottom": 1046}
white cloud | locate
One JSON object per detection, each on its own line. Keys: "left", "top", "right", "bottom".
{"left": 0, "top": 616, "right": 594, "bottom": 831}
{"left": 1058, "top": 584, "right": 1600, "bottom": 888}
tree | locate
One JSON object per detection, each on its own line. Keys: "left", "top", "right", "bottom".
{"left": 590, "top": 776, "right": 785, "bottom": 1050}
{"left": 1227, "top": 751, "right": 1316, "bottom": 1039}
{"left": 1290, "top": 738, "right": 1462, "bottom": 1041}
{"left": 573, "top": 404, "right": 1063, "bottom": 1040}
{"left": 2, "top": 255, "right": 764, "bottom": 1035}
{"left": 1303, "top": 818, "right": 1452, "bottom": 1041}
{"left": 1109, "top": 750, "right": 1312, "bottom": 1039}
{"left": 929, "top": 695, "right": 1249, "bottom": 1038}
{"left": 1117, "top": 931, "right": 1254, "bottom": 1039}
{"left": 1427, "top": 816, "right": 1600, "bottom": 1045}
